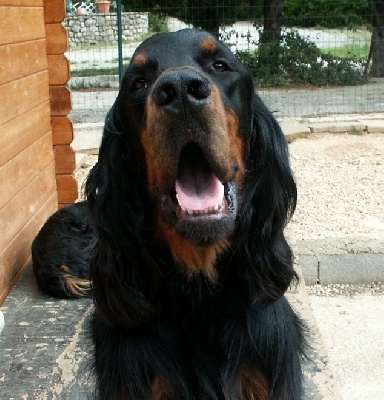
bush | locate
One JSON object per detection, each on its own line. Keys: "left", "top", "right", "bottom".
{"left": 236, "top": 30, "right": 368, "bottom": 87}
{"left": 148, "top": 9, "right": 169, "bottom": 33}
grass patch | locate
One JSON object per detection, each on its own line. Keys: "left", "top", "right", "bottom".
{"left": 111, "top": 56, "right": 132, "bottom": 63}
{"left": 348, "top": 126, "right": 365, "bottom": 135}
{"left": 323, "top": 44, "right": 370, "bottom": 59}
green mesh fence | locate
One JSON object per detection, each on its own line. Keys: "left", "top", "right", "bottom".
{"left": 66, "top": 0, "right": 383, "bottom": 123}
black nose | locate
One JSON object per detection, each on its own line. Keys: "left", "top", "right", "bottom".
{"left": 153, "top": 69, "right": 211, "bottom": 114}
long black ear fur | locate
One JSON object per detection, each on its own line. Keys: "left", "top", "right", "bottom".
{"left": 85, "top": 96, "right": 161, "bottom": 331}
{"left": 235, "top": 94, "right": 297, "bottom": 302}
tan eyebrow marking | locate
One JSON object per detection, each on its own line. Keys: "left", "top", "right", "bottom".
{"left": 133, "top": 52, "right": 148, "bottom": 66}
{"left": 201, "top": 37, "right": 218, "bottom": 53}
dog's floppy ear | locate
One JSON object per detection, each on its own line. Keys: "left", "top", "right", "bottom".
{"left": 86, "top": 93, "right": 160, "bottom": 331}
{"left": 236, "top": 94, "right": 297, "bottom": 301}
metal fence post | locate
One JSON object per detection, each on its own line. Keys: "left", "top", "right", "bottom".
{"left": 116, "top": 0, "right": 124, "bottom": 85}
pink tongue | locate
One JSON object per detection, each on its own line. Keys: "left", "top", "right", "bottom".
{"left": 175, "top": 165, "right": 224, "bottom": 211}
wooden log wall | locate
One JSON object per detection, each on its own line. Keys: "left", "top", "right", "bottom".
{"left": 45, "top": 0, "right": 78, "bottom": 207}
{"left": 0, "top": 0, "right": 76, "bottom": 303}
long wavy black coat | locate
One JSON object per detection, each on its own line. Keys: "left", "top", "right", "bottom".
{"left": 85, "top": 29, "right": 306, "bottom": 399}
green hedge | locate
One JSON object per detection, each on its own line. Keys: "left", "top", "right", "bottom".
{"left": 237, "top": 30, "right": 368, "bottom": 87}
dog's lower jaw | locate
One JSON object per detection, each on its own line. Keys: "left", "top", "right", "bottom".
{"left": 158, "top": 218, "right": 229, "bottom": 281}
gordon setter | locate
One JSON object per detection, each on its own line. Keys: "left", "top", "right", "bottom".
{"left": 33, "top": 29, "right": 306, "bottom": 399}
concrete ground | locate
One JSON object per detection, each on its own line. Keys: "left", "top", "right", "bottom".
{"left": 0, "top": 267, "right": 94, "bottom": 399}
{"left": 310, "top": 292, "right": 384, "bottom": 400}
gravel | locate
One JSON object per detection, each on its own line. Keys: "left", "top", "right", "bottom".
{"left": 307, "top": 282, "right": 384, "bottom": 296}
{"left": 288, "top": 132, "right": 384, "bottom": 240}
{"left": 76, "top": 155, "right": 98, "bottom": 198}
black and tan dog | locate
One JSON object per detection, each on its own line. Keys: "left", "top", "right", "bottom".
{"left": 33, "top": 29, "right": 306, "bottom": 399}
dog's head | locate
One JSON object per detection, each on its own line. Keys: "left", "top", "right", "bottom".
{"left": 120, "top": 30, "right": 254, "bottom": 249}
{"left": 86, "top": 29, "right": 297, "bottom": 328}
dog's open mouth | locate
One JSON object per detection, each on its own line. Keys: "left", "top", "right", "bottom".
{"left": 161, "top": 142, "right": 237, "bottom": 246}
{"left": 175, "top": 143, "right": 226, "bottom": 217}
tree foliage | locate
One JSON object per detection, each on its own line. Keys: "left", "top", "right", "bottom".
{"left": 284, "top": 0, "right": 370, "bottom": 28}
{"left": 122, "top": 0, "right": 370, "bottom": 30}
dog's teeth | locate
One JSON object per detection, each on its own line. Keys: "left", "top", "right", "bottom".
{"left": 176, "top": 194, "right": 188, "bottom": 212}
{"left": 178, "top": 200, "right": 224, "bottom": 216}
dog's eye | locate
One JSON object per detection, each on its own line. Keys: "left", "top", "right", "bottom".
{"left": 132, "top": 78, "right": 147, "bottom": 91}
{"left": 212, "top": 61, "right": 230, "bottom": 72}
